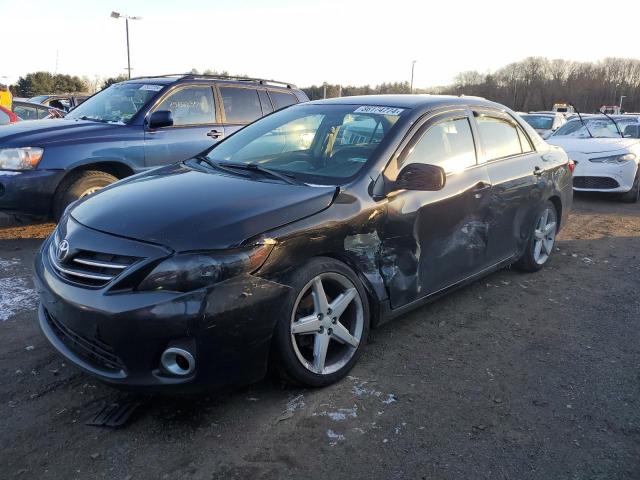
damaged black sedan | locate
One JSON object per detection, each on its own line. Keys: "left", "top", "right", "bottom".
{"left": 35, "top": 95, "right": 573, "bottom": 392}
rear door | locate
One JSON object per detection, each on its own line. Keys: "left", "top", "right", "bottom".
{"left": 144, "top": 84, "right": 224, "bottom": 167}
{"left": 218, "top": 86, "right": 264, "bottom": 137}
{"left": 383, "top": 109, "right": 493, "bottom": 308}
{"left": 472, "top": 109, "right": 544, "bottom": 264}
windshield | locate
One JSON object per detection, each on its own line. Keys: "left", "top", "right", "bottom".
{"left": 521, "top": 115, "right": 554, "bottom": 130}
{"left": 205, "top": 104, "right": 405, "bottom": 183}
{"left": 66, "top": 82, "right": 164, "bottom": 124}
{"left": 29, "top": 95, "right": 49, "bottom": 103}
{"left": 553, "top": 116, "right": 639, "bottom": 138}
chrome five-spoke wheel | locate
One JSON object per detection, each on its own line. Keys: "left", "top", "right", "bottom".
{"left": 533, "top": 207, "right": 557, "bottom": 265}
{"left": 290, "top": 272, "right": 364, "bottom": 375}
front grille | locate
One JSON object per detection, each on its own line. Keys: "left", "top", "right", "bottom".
{"left": 573, "top": 176, "right": 620, "bottom": 189}
{"left": 45, "top": 308, "right": 125, "bottom": 373}
{"left": 49, "top": 237, "right": 139, "bottom": 288}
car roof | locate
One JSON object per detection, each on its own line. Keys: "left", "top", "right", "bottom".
{"left": 123, "top": 74, "right": 298, "bottom": 90}
{"left": 307, "top": 94, "right": 502, "bottom": 110}
{"left": 13, "top": 100, "right": 48, "bottom": 107}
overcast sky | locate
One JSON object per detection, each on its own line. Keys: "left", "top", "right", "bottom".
{"left": 2, "top": 0, "right": 639, "bottom": 88}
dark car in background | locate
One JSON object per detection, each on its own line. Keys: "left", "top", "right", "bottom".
{"left": 0, "top": 74, "right": 309, "bottom": 219}
{"left": 12, "top": 100, "right": 66, "bottom": 120}
{"left": 35, "top": 95, "right": 573, "bottom": 393}
{"left": 28, "top": 94, "right": 88, "bottom": 112}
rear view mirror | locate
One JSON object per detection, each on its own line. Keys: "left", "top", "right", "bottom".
{"left": 148, "top": 110, "right": 173, "bottom": 129}
{"left": 395, "top": 163, "right": 446, "bottom": 192}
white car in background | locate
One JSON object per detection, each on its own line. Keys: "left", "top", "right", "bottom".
{"left": 547, "top": 115, "right": 640, "bottom": 203}
{"left": 520, "top": 112, "right": 567, "bottom": 139}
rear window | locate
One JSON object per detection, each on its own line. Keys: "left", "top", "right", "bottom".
{"left": 269, "top": 91, "right": 297, "bottom": 111}
{"left": 219, "top": 87, "right": 262, "bottom": 124}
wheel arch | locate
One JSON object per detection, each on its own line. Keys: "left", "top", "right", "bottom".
{"left": 548, "top": 194, "right": 562, "bottom": 230}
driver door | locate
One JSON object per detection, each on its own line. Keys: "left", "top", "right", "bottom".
{"left": 144, "top": 84, "right": 224, "bottom": 167}
{"left": 382, "top": 109, "right": 493, "bottom": 308}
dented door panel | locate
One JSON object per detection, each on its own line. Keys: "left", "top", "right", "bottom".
{"left": 382, "top": 164, "right": 492, "bottom": 309}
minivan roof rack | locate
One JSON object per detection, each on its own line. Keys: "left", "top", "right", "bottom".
{"left": 129, "top": 73, "right": 296, "bottom": 89}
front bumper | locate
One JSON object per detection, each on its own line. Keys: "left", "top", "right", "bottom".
{"left": 571, "top": 158, "right": 638, "bottom": 193}
{"left": 0, "top": 169, "right": 64, "bottom": 215}
{"left": 34, "top": 231, "right": 290, "bottom": 393}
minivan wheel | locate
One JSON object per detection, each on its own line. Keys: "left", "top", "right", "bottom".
{"left": 514, "top": 200, "right": 558, "bottom": 272}
{"left": 273, "top": 257, "right": 370, "bottom": 387}
{"left": 619, "top": 170, "right": 639, "bottom": 203}
{"left": 53, "top": 170, "right": 117, "bottom": 221}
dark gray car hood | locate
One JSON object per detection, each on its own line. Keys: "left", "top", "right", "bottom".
{"left": 70, "top": 163, "right": 337, "bottom": 251}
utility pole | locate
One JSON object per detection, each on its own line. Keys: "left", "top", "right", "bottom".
{"left": 410, "top": 60, "right": 417, "bottom": 93}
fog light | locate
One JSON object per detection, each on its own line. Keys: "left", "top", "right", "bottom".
{"left": 160, "top": 347, "right": 195, "bottom": 376}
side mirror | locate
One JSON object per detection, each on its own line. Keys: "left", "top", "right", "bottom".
{"left": 148, "top": 110, "right": 173, "bottom": 129}
{"left": 394, "top": 163, "right": 446, "bottom": 192}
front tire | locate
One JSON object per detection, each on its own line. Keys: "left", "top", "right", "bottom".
{"left": 53, "top": 170, "right": 117, "bottom": 221}
{"left": 619, "top": 169, "right": 639, "bottom": 203}
{"left": 273, "top": 257, "right": 370, "bottom": 387}
{"left": 514, "top": 200, "right": 558, "bottom": 272}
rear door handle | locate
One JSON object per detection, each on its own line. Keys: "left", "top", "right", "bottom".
{"left": 207, "top": 129, "right": 224, "bottom": 139}
{"left": 533, "top": 166, "right": 544, "bottom": 176}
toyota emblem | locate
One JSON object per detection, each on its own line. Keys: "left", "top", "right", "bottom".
{"left": 57, "top": 239, "right": 70, "bottom": 262}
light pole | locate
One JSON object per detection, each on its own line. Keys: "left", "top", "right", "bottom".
{"left": 111, "top": 11, "right": 142, "bottom": 79}
{"left": 619, "top": 95, "right": 626, "bottom": 111}
{"left": 410, "top": 60, "right": 417, "bottom": 93}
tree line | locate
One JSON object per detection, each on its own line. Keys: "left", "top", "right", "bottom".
{"left": 7, "top": 57, "right": 640, "bottom": 113}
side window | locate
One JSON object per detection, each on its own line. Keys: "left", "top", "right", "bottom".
{"left": 269, "top": 91, "right": 297, "bottom": 111}
{"left": 154, "top": 85, "right": 215, "bottom": 126}
{"left": 258, "top": 90, "right": 273, "bottom": 115}
{"left": 476, "top": 116, "right": 522, "bottom": 160}
{"left": 14, "top": 105, "right": 38, "bottom": 120}
{"left": 403, "top": 117, "right": 477, "bottom": 173}
{"left": 0, "top": 109, "right": 10, "bottom": 125}
{"left": 219, "top": 87, "right": 262, "bottom": 124}
{"left": 517, "top": 126, "right": 534, "bottom": 153}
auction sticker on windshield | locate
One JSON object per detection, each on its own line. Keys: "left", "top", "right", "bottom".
{"left": 354, "top": 106, "right": 404, "bottom": 115}
{"left": 139, "top": 84, "right": 163, "bottom": 91}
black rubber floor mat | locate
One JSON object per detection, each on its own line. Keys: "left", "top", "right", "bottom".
{"left": 86, "top": 397, "right": 148, "bottom": 428}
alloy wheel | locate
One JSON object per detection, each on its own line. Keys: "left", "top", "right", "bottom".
{"left": 533, "top": 207, "right": 557, "bottom": 265}
{"left": 290, "top": 272, "right": 364, "bottom": 375}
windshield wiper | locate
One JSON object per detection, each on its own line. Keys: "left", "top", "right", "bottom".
{"left": 217, "top": 162, "right": 306, "bottom": 186}
{"left": 78, "top": 115, "right": 109, "bottom": 123}
{"left": 569, "top": 103, "right": 593, "bottom": 138}
{"left": 196, "top": 157, "right": 251, "bottom": 177}
{"left": 599, "top": 111, "right": 623, "bottom": 137}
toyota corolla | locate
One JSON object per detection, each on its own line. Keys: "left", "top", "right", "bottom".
{"left": 35, "top": 95, "right": 573, "bottom": 392}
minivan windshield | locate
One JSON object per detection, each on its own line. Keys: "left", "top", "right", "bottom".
{"left": 66, "top": 83, "right": 164, "bottom": 124}
{"left": 205, "top": 104, "right": 405, "bottom": 183}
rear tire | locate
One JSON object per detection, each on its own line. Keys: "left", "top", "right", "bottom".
{"left": 53, "top": 170, "right": 117, "bottom": 221}
{"left": 619, "top": 169, "right": 639, "bottom": 203}
{"left": 272, "top": 257, "right": 370, "bottom": 388}
{"left": 514, "top": 200, "right": 558, "bottom": 272}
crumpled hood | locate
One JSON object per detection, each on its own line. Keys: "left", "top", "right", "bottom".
{"left": 547, "top": 136, "right": 640, "bottom": 155}
{"left": 0, "top": 119, "right": 124, "bottom": 147}
{"left": 70, "top": 163, "right": 337, "bottom": 251}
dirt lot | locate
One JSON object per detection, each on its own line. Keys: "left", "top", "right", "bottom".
{"left": 0, "top": 195, "right": 638, "bottom": 480}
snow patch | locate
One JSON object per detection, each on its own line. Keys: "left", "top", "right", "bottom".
{"left": 0, "top": 276, "right": 37, "bottom": 321}
{"left": 326, "top": 429, "right": 345, "bottom": 441}
{"left": 315, "top": 405, "right": 358, "bottom": 421}
{"left": 286, "top": 394, "right": 305, "bottom": 413}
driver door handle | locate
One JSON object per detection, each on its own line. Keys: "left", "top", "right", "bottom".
{"left": 207, "top": 129, "right": 224, "bottom": 139}
{"left": 533, "top": 166, "right": 544, "bottom": 176}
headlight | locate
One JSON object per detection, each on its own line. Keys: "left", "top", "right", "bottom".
{"left": 589, "top": 153, "right": 636, "bottom": 164}
{"left": 137, "top": 240, "right": 275, "bottom": 292}
{"left": 0, "top": 147, "right": 44, "bottom": 170}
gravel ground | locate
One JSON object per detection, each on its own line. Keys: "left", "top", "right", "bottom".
{"left": 0, "top": 195, "right": 638, "bottom": 480}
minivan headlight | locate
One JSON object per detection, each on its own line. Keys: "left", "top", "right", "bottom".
{"left": 589, "top": 153, "right": 636, "bottom": 164}
{"left": 137, "top": 240, "right": 275, "bottom": 292}
{"left": 0, "top": 147, "right": 44, "bottom": 170}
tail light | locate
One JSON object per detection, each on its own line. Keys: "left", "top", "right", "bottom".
{"left": 568, "top": 159, "right": 575, "bottom": 174}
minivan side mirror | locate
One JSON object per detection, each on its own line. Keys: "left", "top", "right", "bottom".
{"left": 394, "top": 163, "right": 446, "bottom": 192}
{"left": 148, "top": 110, "right": 174, "bottom": 129}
